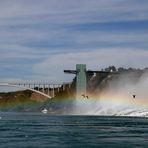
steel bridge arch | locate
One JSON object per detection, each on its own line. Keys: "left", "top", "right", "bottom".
{"left": 0, "top": 83, "right": 52, "bottom": 99}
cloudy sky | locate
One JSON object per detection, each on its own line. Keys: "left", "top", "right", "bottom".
{"left": 0, "top": 0, "right": 148, "bottom": 83}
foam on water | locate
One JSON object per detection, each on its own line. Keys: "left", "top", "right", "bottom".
{"left": 72, "top": 96, "right": 148, "bottom": 117}
{"left": 71, "top": 72, "right": 148, "bottom": 117}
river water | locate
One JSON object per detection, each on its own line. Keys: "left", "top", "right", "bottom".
{"left": 0, "top": 112, "right": 148, "bottom": 148}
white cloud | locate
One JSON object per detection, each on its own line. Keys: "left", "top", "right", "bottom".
{"left": 33, "top": 48, "right": 148, "bottom": 83}
{"left": 0, "top": 0, "right": 148, "bottom": 83}
{"left": 0, "top": 0, "right": 147, "bottom": 25}
{"left": 0, "top": 44, "right": 51, "bottom": 59}
{"left": 68, "top": 31, "right": 148, "bottom": 45}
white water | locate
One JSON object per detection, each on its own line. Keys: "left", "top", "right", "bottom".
{"left": 72, "top": 98, "right": 148, "bottom": 117}
{"left": 73, "top": 72, "right": 148, "bottom": 117}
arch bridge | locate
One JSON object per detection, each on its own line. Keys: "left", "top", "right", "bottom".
{"left": 0, "top": 82, "right": 72, "bottom": 99}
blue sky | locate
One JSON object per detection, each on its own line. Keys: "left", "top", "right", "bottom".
{"left": 0, "top": 0, "right": 148, "bottom": 83}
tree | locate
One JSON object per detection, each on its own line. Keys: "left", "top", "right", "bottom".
{"left": 105, "top": 66, "right": 116, "bottom": 72}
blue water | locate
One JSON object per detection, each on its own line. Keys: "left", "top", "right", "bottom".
{"left": 0, "top": 112, "right": 148, "bottom": 148}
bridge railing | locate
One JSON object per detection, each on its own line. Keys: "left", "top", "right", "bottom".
{"left": 0, "top": 82, "right": 72, "bottom": 98}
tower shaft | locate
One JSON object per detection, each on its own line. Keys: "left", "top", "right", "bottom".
{"left": 76, "top": 64, "right": 87, "bottom": 98}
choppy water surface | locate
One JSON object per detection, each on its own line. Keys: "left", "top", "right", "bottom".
{"left": 0, "top": 112, "right": 148, "bottom": 148}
